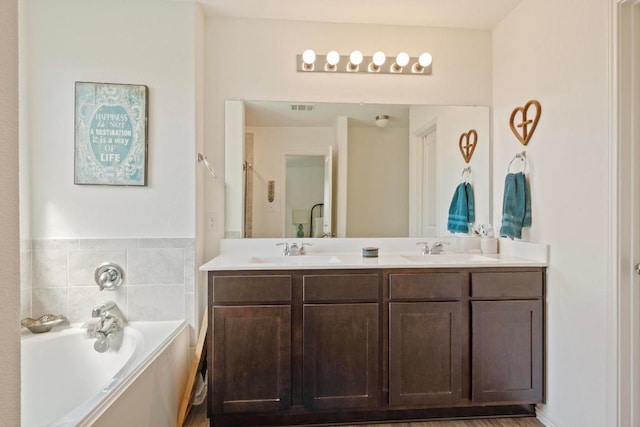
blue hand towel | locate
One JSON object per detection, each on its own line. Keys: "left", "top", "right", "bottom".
{"left": 465, "top": 182, "right": 475, "bottom": 224}
{"left": 500, "top": 172, "right": 531, "bottom": 239}
{"left": 448, "top": 182, "right": 474, "bottom": 233}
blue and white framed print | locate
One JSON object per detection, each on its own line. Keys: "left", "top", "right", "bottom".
{"left": 74, "top": 81, "right": 148, "bottom": 186}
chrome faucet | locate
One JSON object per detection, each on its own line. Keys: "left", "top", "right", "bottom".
{"left": 276, "top": 242, "right": 290, "bottom": 256}
{"left": 416, "top": 242, "right": 430, "bottom": 255}
{"left": 429, "top": 241, "right": 448, "bottom": 255}
{"left": 416, "top": 241, "right": 449, "bottom": 255}
{"left": 85, "top": 301, "right": 127, "bottom": 353}
{"left": 290, "top": 242, "right": 312, "bottom": 255}
{"left": 276, "top": 242, "right": 312, "bottom": 256}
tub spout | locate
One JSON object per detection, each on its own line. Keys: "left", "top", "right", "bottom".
{"left": 92, "top": 301, "right": 117, "bottom": 318}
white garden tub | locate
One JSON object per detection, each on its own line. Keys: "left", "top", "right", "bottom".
{"left": 21, "top": 321, "right": 189, "bottom": 427}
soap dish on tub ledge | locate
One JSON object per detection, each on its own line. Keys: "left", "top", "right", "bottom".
{"left": 21, "top": 314, "right": 66, "bottom": 334}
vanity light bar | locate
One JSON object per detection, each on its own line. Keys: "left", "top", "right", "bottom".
{"left": 297, "top": 50, "right": 433, "bottom": 75}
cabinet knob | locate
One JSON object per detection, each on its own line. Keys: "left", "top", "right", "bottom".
{"left": 636, "top": 263, "right": 640, "bottom": 275}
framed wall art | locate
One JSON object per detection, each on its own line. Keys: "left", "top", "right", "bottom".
{"left": 74, "top": 81, "right": 149, "bottom": 186}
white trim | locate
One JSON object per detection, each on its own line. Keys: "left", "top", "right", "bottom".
{"left": 536, "top": 407, "right": 562, "bottom": 427}
{"left": 606, "top": 0, "right": 640, "bottom": 427}
{"left": 611, "top": 0, "right": 622, "bottom": 424}
{"left": 409, "top": 118, "right": 438, "bottom": 237}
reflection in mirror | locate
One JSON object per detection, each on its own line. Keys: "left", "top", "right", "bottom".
{"left": 225, "top": 100, "right": 490, "bottom": 239}
{"left": 285, "top": 155, "right": 324, "bottom": 238}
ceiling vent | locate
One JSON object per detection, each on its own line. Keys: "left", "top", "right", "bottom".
{"left": 290, "top": 104, "right": 316, "bottom": 112}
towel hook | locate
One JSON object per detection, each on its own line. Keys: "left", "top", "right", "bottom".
{"left": 507, "top": 151, "right": 528, "bottom": 174}
{"left": 198, "top": 153, "right": 217, "bottom": 179}
{"left": 460, "top": 166, "right": 472, "bottom": 183}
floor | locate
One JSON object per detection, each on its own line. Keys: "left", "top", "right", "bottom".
{"left": 183, "top": 404, "right": 545, "bottom": 427}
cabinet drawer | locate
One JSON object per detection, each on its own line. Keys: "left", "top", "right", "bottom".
{"left": 471, "top": 271, "right": 543, "bottom": 298}
{"left": 303, "top": 274, "right": 378, "bottom": 302}
{"left": 389, "top": 273, "right": 463, "bottom": 300}
{"left": 212, "top": 275, "right": 291, "bottom": 303}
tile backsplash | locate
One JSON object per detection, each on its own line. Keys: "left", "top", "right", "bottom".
{"left": 21, "top": 238, "right": 195, "bottom": 334}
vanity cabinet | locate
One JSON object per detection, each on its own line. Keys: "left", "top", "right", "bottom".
{"left": 302, "top": 274, "right": 380, "bottom": 410}
{"left": 388, "top": 273, "right": 464, "bottom": 407}
{"left": 210, "top": 275, "right": 292, "bottom": 414}
{"left": 207, "top": 267, "right": 545, "bottom": 426}
{"left": 470, "top": 272, "right": 544, "bottom": 403}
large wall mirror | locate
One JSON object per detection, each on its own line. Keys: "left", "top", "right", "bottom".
{"left": 225, "top": 100, "right": 491, "bottom": 239}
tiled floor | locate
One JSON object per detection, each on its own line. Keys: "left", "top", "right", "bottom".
{"left": 183, "top": 403, "right": 545, "bottom": 427}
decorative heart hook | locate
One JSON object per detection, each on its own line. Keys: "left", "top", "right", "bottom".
{"left": 459, "top": 129, "right": 478, "bottom": 164}
{"left": 509, "top": 99, "right": 541, "bottom": 146}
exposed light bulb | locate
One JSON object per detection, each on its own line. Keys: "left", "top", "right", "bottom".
{"left": 418, "top": 52, "right": 432, "bottom": 67}
{"left": 373, "top": 51, "right": 386, "bottom": 66}
{"left": 347, "top": 50, "right": 363, "bottom": 71}
{"left": 302, "top": 49, "right": 316, "bottom": 65}
{"left": 368, "top": 51, "right": 386, "bottom": 72}
{"left": 349, "top": 50, "right": 363, "bottom": 66}
{"left": 301, "top": 49, "right": 316, "bottom": 71}
{"left": 412, "top": 52, "right": 433, "bottom": 73}
{"left": 326, "top": 51, "right": 340, "bottom": 66}
{"left": 396, "top": 52, "right": 410, "bottom": 67}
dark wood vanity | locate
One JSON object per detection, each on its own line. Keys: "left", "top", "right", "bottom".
{"left": 207, "top": 266, "right": 545, "bottom": 426}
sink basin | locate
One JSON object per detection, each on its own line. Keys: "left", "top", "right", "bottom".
{"left": 248, "top": 255, "right": 342, "bottom": 265}
{"left": 402, "top": 254, "right": 495, "bottom": 263}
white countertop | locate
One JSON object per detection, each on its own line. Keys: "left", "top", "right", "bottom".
{"left": 199, "top": 238, "right": 548, "bottom": 271}
{"left": 200, "top": 252, "right": 546, "bottom": 271}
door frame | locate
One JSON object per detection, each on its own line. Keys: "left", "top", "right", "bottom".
{"left": 615, "top": 1, "right": 640, "bottom": 426}
{"left": 409, "top": 118, "right": 439, "bottom": 237}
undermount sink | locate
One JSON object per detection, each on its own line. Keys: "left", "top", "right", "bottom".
{"left": 402, "top": 253, "right": 495, "bottom": 263}
{"left": 248, "top": 255, "right": 342, "bottom": 265}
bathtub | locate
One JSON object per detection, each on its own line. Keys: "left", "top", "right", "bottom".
{"left": 21, "top": 320, "right": 190, "bottom": 427}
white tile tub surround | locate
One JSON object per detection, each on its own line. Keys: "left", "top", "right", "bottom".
{"left": 128, "top": 248, "right": 185, "bottom": 285}
{"left": 23, "top": 238, "right": 196, "bottom": 338}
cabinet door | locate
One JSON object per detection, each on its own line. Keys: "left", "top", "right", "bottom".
{"left": 472, "top": 300, "right": 543, "bottom": 403}
{"left": 212, "top": 305, "right": 291, "bottom": 413}
{"left": 389, "top": 302, "right": 462, "bottom": 407}
{"left": 303, "top": 303, "right": 379, "bottom": 409}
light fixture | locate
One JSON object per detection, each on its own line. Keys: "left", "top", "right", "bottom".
{"left": 412, "top": 52, "right": 433, "bottom": 73}
{"left": 325, "top": 50, "right": 340, "bottom": 71}
{"left": 297, "top": 50, "right": 432, "bottom": 75}
{"left": 375, "top": 115, "right": 389, "bottom": 128}
{"left": 302, "top": 49, "right": 316, "bottom": 71}
{"left": 391, "top": 52, "right": 410, "bottom": 73}
{"left": 347, "top": 50, "right": 363, "bottom": 72}
{"left": 368, "top": 51, "right": 386, "bottom": 72}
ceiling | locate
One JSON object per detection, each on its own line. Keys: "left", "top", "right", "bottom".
{"left": 197, "top": 0, "right": 523, "bottom": 30}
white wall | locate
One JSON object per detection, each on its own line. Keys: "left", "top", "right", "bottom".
{"left": 0, "top": 0, "right": 20, "bottom": 422}
{"left": 347, "top": 127, "right": 409, "bottom": 237}
{"left": 21, "top": 0, "right": 204, "bottom": 343}
{"left": 205, "top": 17, "right": 492, "bottom": 258}
{"left": 492, "top": 0, "right": 610, "bottom": 425}
{"left": 24, "top": 0, "right": 198, "bottom": 239}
